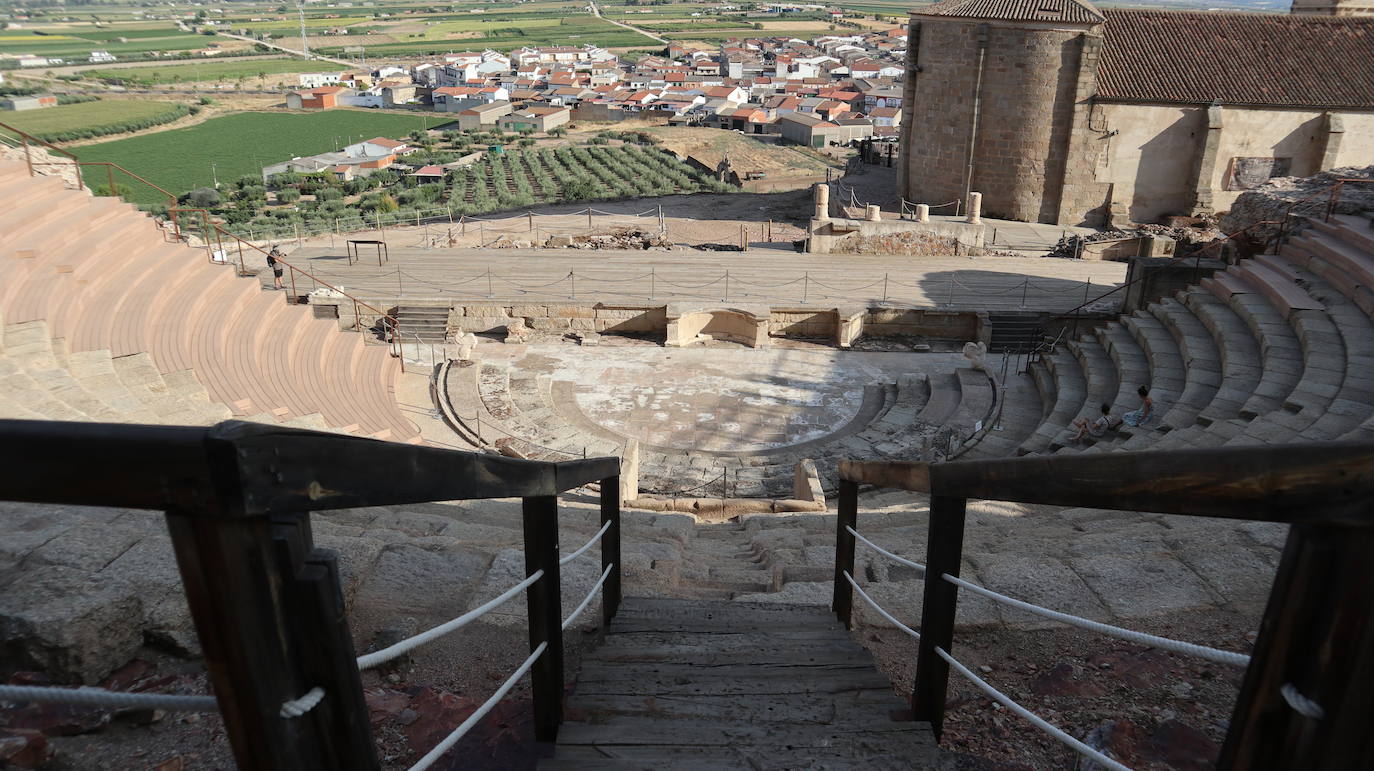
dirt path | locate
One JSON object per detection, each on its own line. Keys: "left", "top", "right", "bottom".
{"left": 588, "top": 0, "right": 669, "bottom": 44}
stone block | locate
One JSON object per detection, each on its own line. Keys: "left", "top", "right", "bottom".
{"left": 465, "top": 305, "right": 511, "bottom": 318}
{"left": 595, "top": 307, "right": 652, "bottom": 320}
{"left": 0, "top": 564, "right": 145, "bottom": 683}
{"left": 545, "top": 305, "right": 597, "bottom": 319}
{"left": 569, "top": 317, "right": 597, "bottom": 331}
{"left": 451, "top": 316, "right": 513, "bottom": 333}
{"left": 974, "top": 555, "right": 1111, "bottom": 629}
{"left": 511, "top": 305, "right": 549, "bottom": 318}
{"left": 1068, "top": 553, "right": 1221, "bottom": 620}
{"left": 531, "top": 318, "right": 572, "bottom": 332}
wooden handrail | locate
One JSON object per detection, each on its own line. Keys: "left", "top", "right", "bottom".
{"left": 840, "top": 441, "right": 1374, "bottom": 524}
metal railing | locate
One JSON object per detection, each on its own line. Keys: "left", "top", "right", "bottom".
{"left": 0, "top": 418, "right": 622, "bottom": 768}
{"left": 832, "top": 443, "right": 1374, "bottom": 770}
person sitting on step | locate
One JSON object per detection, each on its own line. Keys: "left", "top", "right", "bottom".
{"left": 1123, "top": 385, "right": 1153, "bottom": 428}
{"left": 1072, "top": 403, "right": 1121, "bottom": 443}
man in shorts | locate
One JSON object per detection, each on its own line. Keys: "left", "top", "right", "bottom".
{"left": 266, "top": 246, "right": 285, "bottom": 290}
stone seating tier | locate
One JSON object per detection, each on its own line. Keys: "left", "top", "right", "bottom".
{"left": 991, "top": 211, "right": 1374, "bottom": 458}
{"left": 0, "top": 159, "right": 419, "bottom": 441}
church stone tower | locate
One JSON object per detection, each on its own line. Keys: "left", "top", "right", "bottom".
{"left": 1290, "top": 0, "right": 1374, "bottom": 16}
{"left": 898, "top": 0, "right": 1106, "bottom": 224}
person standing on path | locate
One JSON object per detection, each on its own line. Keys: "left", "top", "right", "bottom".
{"left": 267, "top": 245, "right": 285, "bottom": 290}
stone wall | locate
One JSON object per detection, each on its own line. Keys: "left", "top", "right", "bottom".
{"left": 902, "top": 16, "right": 1097, "bottom": 224}
{"left": 429, "top": 302, "right": 983, "bottom": 347}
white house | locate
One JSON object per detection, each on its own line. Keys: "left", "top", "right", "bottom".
{"left": 344, "top": 137, "right": 410, "bottom": 158}
{"left": 299, "top": 72, "right": 344, "bottom": 88}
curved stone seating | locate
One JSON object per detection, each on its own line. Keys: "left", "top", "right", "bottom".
{"left": 981, "top": 208, "right": 1374, "bottom": 460}
{"left": 0, "top": 159, "right": 419, "bottom": 441}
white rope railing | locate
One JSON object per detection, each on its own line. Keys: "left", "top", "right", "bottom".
{"left": 937, "top": 646, "right": 1132, "bottom": 771}
{"left": 0, "top": 684, "right": 218, "bottom": 712}
{"left": 279, "top": 686, "right": 326, "bottom": 718}
{"left": 559, "top": 520, "right": 611, "bottom": 567}
{"left": 941, "top": 573, "right": 1250, "bottom": 668}
{"left": 562, "top": 563, "right": 615, "bottom": 631}
{"left": 407, "top": 641, "right": 547, "bottom": 771}
{"left": 846, "top": 526, "right": 926, "bottom": 574}
{"left": 843, "top": 571, "right": 920, "bottom": 640}
{"left": 357, "top": 570, "right": 544, "bottom": 670}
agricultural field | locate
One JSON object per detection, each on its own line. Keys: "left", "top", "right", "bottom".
{"left": 77, "top": 57, "right": 312, "bottom": 86}
{"left": 448, "top": 144, "right": 729, "bottom": 211}
{"left": 0, "top": 98, "right": 191, "bottom": 143}
{"left": 0, "top": 25, "right": 211, "bottom": 60}
{"left": 77, "top": 110, "right": 455, "bottom": 203}
{"left": 311, "top": 15, "right": 659, "bottom": 56}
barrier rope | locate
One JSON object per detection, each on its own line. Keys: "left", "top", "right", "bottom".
{"left": 562, "top": 563, "right": 616, "bottom": 631}
{"left": 357, "top": 570, "right": 544, "bottom": 670}
{"left": 279, "top": 687, "right": 326, "bottom": 718}
{"left": 846, "top": 526, "right": 925, "bottom": 573}
{"left": 0, "top": 684, "right": 218, "bottom": 712}
{"left": 937, "top": 647, "right": 1132, "bottom": 771}
{"left": 1280, "top": 683, "right": 1325, "bottom": 720}
{"left": 941, "top": 573, "right": 1250, "bottom": 668}
{"left": 843, "top": 571, "right": 920, "bottom": 640}
{"left": 560, "top": 521, "right": 612, "bottom": 567}
{"left": 407, "top": 641, "right": 547, "bottom": 771}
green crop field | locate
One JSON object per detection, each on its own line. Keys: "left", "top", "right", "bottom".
{"left": 78, "top": 57, "right": 313, "bottom": 85}
{"left": 315, "top": 15, "right": 659, "bottom": 55}
{"left": 0, "top": 27, "right": 209, "bottom": 59}
{"left": 78, "top": 110, "right": 457, "bottom": 203}
{"left": 0, "top": 99, "right": 189, "bottom": 143}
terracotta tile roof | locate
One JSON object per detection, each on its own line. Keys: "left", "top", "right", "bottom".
{"left": 916, "top": 0, "right": 1103, "bottom": 24}
{"left": 1098, "top": 10, "right": 1374, "bottom": 109}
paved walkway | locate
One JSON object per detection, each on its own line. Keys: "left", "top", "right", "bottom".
{"left": 288, "top": 246, "right": 1127, "bottom": 311}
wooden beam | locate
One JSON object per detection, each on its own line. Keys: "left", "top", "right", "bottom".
{"left": 840, "top": 444, "right": 1374, "bottom": 525}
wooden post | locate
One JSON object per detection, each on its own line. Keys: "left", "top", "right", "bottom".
{"left": 522, "top": 495, "right": 564, "bottom": 743}
{"left": 833, "top": 479, "right": 858, "bottom": 629}
{"left": 912, "top": 495, "right": 967, "bottom": 742}
{"left": 163, "top": 507, "right": 379, "bottom": 771}
{"left": 587, "top": 208, "right": 593, "bottom": 230}
{"left": 600, "top": 476, "right": 622, "bottom": 627}
{"left": 528, "top": 211, "right": 534, "bottom": 232}
{"left": 1217, "top": 523, "right": 1374, "bottom": 770}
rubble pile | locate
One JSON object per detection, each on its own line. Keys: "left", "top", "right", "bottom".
{"left": 1045, "top": 229, "right": 1130, "bottom": 259}
{"left": 1221, "top": 164, "right": 1374, "bottom": 243}
{"left": 1045, "top": 222, "right": 1226, "bottom": 260}
{"left": 830, "top": 229, "right": 961, "bottom": 256}
{"left": 543, "top": 229, "right": 673, "bottom": 250}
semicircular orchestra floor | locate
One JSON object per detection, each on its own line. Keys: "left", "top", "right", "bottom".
{"left": 446, "top": 342, "right": 999, "bottom": 498}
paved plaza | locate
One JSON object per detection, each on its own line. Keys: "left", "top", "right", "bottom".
{"left": 283, "top": 245, "right": 1128, "bottom": 313}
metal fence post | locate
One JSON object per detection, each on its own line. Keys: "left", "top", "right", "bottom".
{"left": 600, "top": 476, "right": 622, "bottom": 627}
{"left": 912, "top": 494, "right": 967, "bottom": 742}
{"left": 522, "top": 495, "right": 564, "bottom": 743}
{"left": 833, "top": 478, "right": 858, "bottom": 629}
{"left": 164, "top": 502, "right": 379, "bottom": 770}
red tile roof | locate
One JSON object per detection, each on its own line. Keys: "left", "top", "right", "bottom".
{"left": 1098, "top": 10, "right": 1374, "bottom": 109}
{"left": 916, "top": 0, "right": 1103, "bottom": 24}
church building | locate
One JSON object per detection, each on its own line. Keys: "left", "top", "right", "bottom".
{"left": 896, "top": 0, "right": 1374, "bottom": 226}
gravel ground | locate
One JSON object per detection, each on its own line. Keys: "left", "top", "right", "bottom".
{"left": 858, "top": 607, "right": 1257, "bottom": 770}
